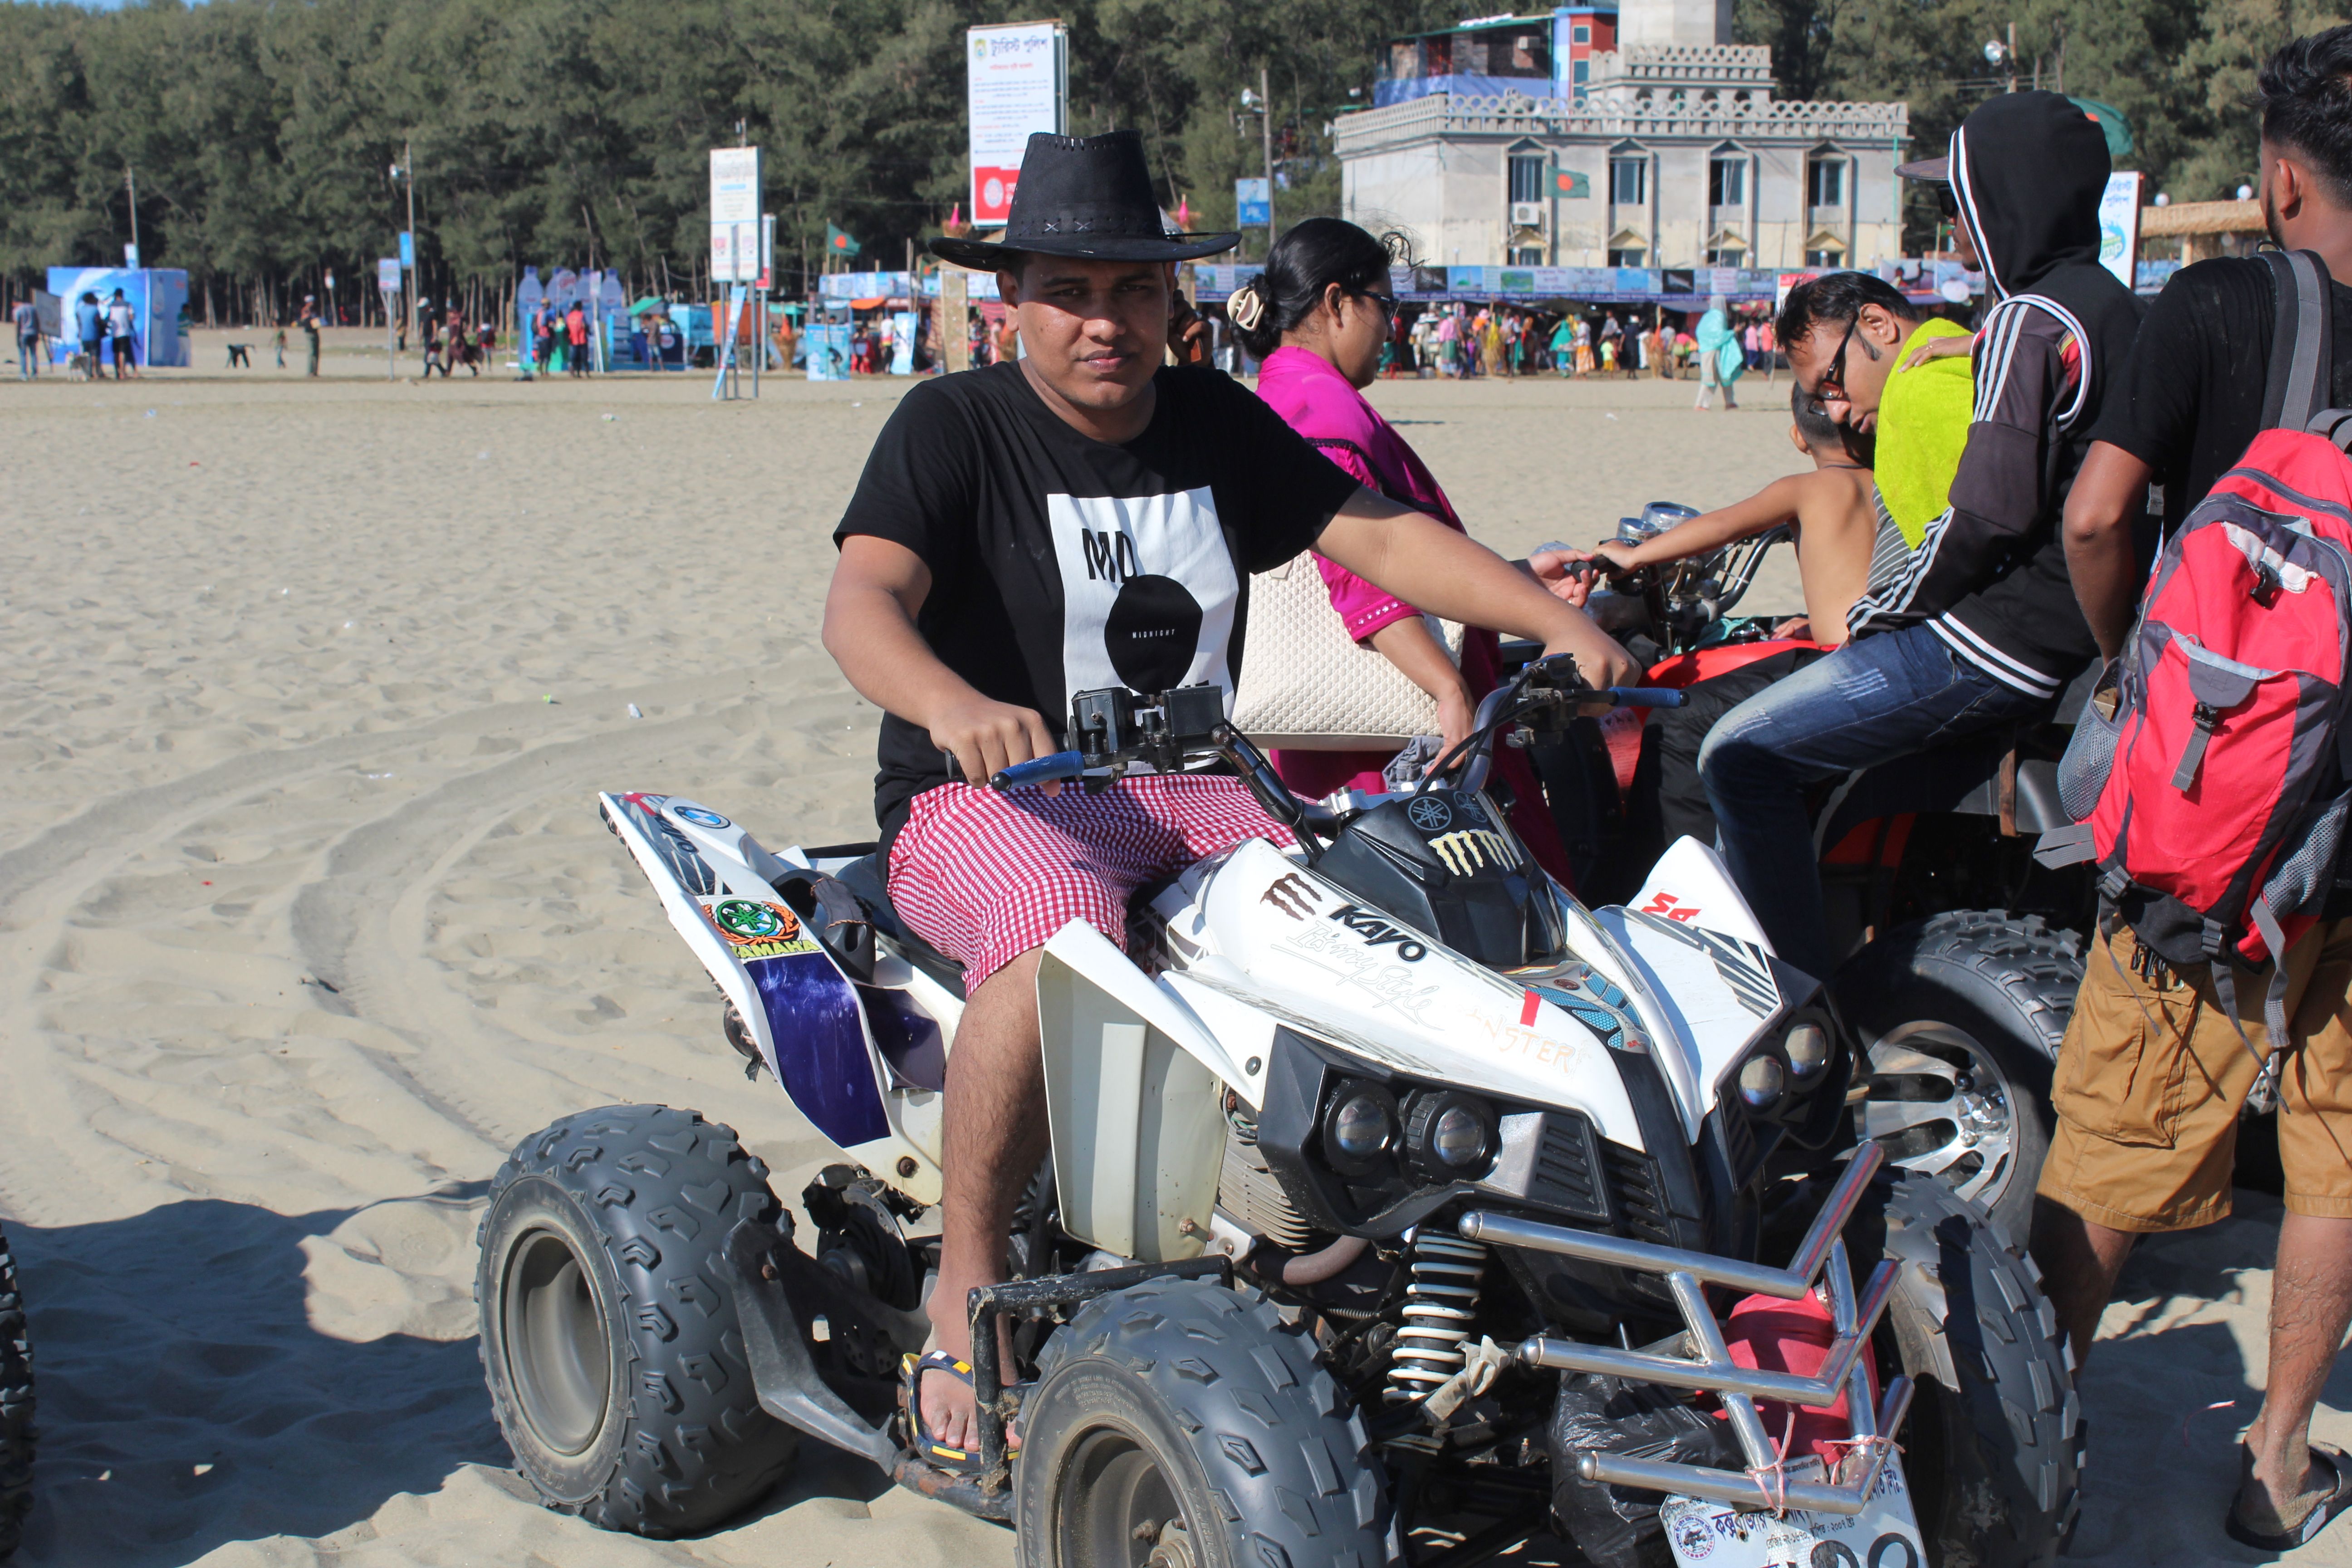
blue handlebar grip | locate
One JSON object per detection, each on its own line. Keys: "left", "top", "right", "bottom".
{"left": 1604, "top": 687, "right": 1686, "bottom": 708}
{"left": 989, "top": 750, "right": 1085, "bottom": 790}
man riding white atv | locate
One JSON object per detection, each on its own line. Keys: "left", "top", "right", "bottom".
{"left": 474, "top": 659, "right": 2082, "bottom": 1566}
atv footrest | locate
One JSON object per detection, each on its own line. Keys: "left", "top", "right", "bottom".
{"left": 1460, "top": 1144, "right": 1916, "bottom": 1516}
{"left": 965, "top": 1255, "right": 1235, "bottom": 1484}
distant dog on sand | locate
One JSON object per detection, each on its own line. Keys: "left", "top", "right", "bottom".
{"left": 225, "top": 343, "right": 251, "bottom": 368}
{"left": 65, "top": 350, "right": 96, "bottom": 382}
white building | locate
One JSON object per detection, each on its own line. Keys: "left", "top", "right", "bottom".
{"left": 1338, "top": 0, "right": 1907, "bottom": 273}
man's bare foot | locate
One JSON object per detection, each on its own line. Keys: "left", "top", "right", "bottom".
{"left": 917, "top": 1272, "right": 1019, "bottom": 1458}
{"left": 919, "top": 1359, "right": 982, "bottom": 1454}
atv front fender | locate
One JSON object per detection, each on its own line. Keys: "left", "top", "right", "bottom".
{"left": 1035, "top": 921, "right": 1233, "bottom": 1264}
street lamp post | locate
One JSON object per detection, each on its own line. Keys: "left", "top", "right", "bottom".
{"left": 1239, "top": 68, "right": 1277, "bottom": 257}
{"left": 391, "top": 140, "right": 420, "bottom": 352}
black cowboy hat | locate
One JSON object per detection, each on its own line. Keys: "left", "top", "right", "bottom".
{"left": 930, "top": 129, "right": 1239, "bottom": 270}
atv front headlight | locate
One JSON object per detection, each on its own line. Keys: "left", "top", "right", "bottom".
{"left": 1783, "top": 1021, "right": 1831, "bottom": 1079}
{"left": 1322, "top": 1080, "right": 1401, "bottom": 1175}
{"left": 1406, "top": 1091, "right": 1498, "bottom": 1178}
{"left": 1736, "top": 1054, "right": 1786, "bottom": 1109}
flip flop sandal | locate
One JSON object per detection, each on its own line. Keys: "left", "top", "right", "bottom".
{"left": 900, "top": 1350, "right": 990, "bottom": 1475}
{"left": 2227, "top": 1441, "right": 2352, "bottom": 1550}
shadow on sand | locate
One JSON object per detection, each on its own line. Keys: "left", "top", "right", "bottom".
{"left": 5, "top": 1191, "right": 507, "bottom": 1565}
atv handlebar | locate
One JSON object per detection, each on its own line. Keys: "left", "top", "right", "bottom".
{"left": 972, "top": 671, "right": 1681, "bottom": 857}
{"left": 988, "top": 750, "right": 1086, "bottom": 789}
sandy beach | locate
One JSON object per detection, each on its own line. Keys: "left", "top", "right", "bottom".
{"left": 0, "top": 328, "right": 2335, "bottom": 1567}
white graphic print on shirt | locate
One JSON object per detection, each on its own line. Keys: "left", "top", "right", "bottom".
{"left": 1048, "top": 486, "right": 1240, "bottom": 710}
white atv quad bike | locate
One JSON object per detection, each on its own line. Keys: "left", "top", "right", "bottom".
{"left": 475, "top": 657, "right": 2082, "bottom": 1567}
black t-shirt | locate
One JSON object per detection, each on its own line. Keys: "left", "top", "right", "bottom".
{"left": 2093, "top": 255, "right": 2352, "bottom": 532}
{"left": 834, "top": 360, "right": 1362, "bottom": 833}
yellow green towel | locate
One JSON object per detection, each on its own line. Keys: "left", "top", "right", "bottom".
{"left": 1876, "top": 317, "right": 1975, "bottom": 547}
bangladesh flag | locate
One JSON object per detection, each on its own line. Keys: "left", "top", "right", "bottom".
{"left": 826, "top": 223, "right": 862, "bottom": 257}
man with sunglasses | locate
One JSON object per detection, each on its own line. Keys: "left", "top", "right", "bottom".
{"left": 1692, "top": 91, "right": 2142, "bottom": 980}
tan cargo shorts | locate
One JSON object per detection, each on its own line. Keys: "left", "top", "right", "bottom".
{"left": 2037, "top": 921, "right": 2352, "bottom": 1233}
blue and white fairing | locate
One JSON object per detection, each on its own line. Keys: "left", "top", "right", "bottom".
{"left": 598, "top": 792, "right": 949, "bottom": 1203}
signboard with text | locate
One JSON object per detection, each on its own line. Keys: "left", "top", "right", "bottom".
{"left": 2097, "top": 170, "right": 2143, "bottom": 291}
{"left": 710, "top": 147, "right": 762, "bottom": 283}
{"left": 710, "top": 147, "right": 761, "bottom": 225}
{"left": 1235, "top": 177, "right": 1271, "bottom": 227}
{"left": 968, "top": 21, "right": 1067, "bottom": 226}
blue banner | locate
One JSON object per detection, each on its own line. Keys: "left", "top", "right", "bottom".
{"left": 46, "top": 267, "right": 188, "bottom": 368}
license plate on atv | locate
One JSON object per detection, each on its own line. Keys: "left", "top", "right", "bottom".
{"left": 1659, "top": 1455, "right": 1925, "bottom": 1568}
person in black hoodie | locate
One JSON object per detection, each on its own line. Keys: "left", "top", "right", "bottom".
{"left": 1695, "top": 91, "right": 2140, "bottom": 980}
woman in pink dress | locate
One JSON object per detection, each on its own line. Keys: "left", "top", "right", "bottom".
{"left": 1227, "top": 218, "right": 1575, "bottom": 882}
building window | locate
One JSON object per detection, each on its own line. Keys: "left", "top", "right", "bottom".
{"left": 1509, "top": 246, "right": 1545, "bottom": 266}
{"left": 1807, "top": 156, "right": 1846, "bottom": 208}
{"left": 1608, "top": 246, "right": 1646, "bottom": 266}
{"left": 1804, "top": 246, "right": 1845, "bottom": 267}
{"left": 1573, "top": 59, "right": 1589, "bottom": 83}
{"left": 1509, "top": 151, "right": 1546, "bottom": 205}
{"left": 1707, "top": 245, "right": 1745, "bottom": 265}
{"left": 1573, "top": 23, "right": 1590, "bottom": 41}
{"left": 1709, "top": 157, "right": 1746, "bottom": 207}
{"left": 1610, "top": 157, "right": 1647, "bottom": 206}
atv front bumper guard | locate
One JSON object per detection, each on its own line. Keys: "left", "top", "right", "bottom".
{"left": 1460, "top": 1143, "right": 1915, "bottom": 1517}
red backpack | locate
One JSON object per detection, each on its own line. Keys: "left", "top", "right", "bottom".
{"left": 2044, "top": 249, "right": 2352, "bottom": 1044}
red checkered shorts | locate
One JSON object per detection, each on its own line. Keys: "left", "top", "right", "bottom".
{"left": 887, "top": 774, "right": 1293, "bottom": 990}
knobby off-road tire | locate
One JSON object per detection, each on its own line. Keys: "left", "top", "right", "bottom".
{"left": 1836, "top": 911, "right": 2081, "bottom": 1241}
{"left": 0, "top": 1224, "right": 31, "bottom": 1561}
{"left": 1847, "top": 1168, "right": 2084, "bottom": 1568}
{"left": 1018, "top": 1278, "right": 1390, "bottom": 1568}
{"left": 476, "top": 1104, "right": 796, "bottom": 1536}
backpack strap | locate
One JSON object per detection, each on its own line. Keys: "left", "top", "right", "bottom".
{"left": 2260, "top": 249, "right": 2333, "bottom": 431}
{"left": 2309, "top": 407, "right": 2352, "bottom": 454}
{"left": 2033, "top": 823, "right": 2095, "bottom": 867}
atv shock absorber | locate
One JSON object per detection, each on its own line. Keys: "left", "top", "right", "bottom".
{"left": 1386, "top": 1231, "right": 1486, "bottom": 1402}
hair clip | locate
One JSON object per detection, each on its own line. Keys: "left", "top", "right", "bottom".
{"left": 1229, "top": 282, "right": 1267, "bottom": 331}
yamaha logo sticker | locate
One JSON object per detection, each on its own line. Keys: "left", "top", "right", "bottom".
{"left": 1406, "top": 795, "right": 1453, "bottom": 833}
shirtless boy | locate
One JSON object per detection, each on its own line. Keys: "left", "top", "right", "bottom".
{"left": 1561, "top": 387, "right": 1877, "bottom": 858}
{"left": 1576, "top": 386, "right": 1877, "bottom": 643}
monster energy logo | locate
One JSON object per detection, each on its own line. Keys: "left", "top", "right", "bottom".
{"left": 1428, "top": 829, "right": 1518, "bottom": 877}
